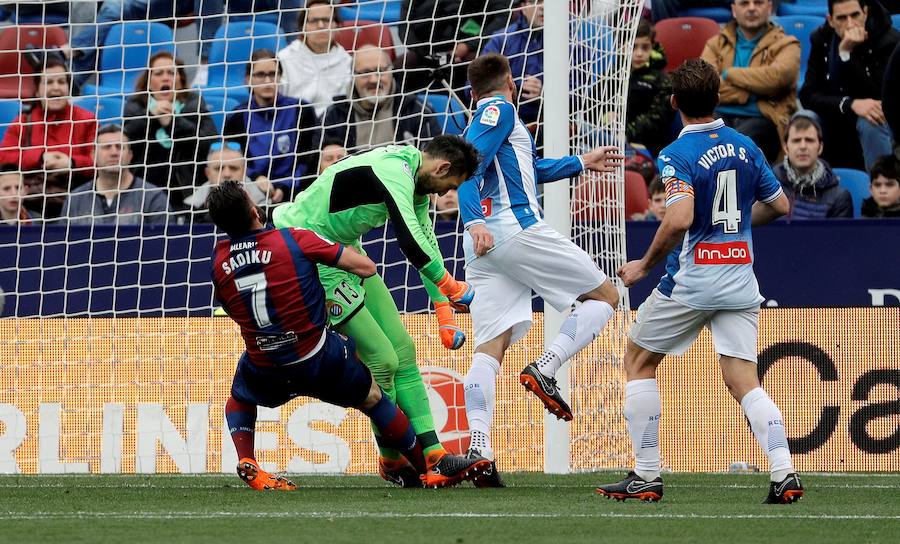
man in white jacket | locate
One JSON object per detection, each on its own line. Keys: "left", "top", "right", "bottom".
{"left": 278, "top": 0, "right": 353, "bottom": 117}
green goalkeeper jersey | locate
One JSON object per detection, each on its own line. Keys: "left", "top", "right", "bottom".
{"left": 272, "top": 145, "right": 448, "bottom": 300}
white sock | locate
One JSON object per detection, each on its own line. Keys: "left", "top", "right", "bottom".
{"left": 740, "top": 387, "right": 794, "bottom": 482}
{"left": 464, "top": 353, "right": 500, "bottom": 456}
{"left": 624, "top": 379, "right": 661, "bottom": 481}
{"left": 538, "top": 300, "right": 615, "bottom": 378}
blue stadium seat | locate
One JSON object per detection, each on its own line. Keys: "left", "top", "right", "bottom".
{"left": 778, "top": 0, "right": 827, "bottom": 17}
{"left": 199, "top": 94, "right": 239, "bottom": 133}
{"left": 0, "top": 98, "right": 20, "bottom": 140}
{"left": 339, "top": 1, "right": 402, "bottom": 24}
{"left": 677, "top": 7, "right": 733, "bottom": 23}
{"left": 833, "top": 167, "right": 870, "bottom": 218}
{"left": 84, "top": 22, "right": 175, "bottom": 96}
{"left": 775, "top": 15, "right": 824, "bottom": 87}
{"left": 418, "top": 93, "right": 468, "bottom": 136}
{"left": 72, "top": 95, "right": 125, "bottom": 123}
{"left": 201, "top": 21, "right": 286, "bottom": 105}
{"left": 892, "top": 13, "right": 900, "bottom": 30}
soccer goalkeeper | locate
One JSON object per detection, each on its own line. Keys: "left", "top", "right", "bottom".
{"left": 273, "top": 135, "right": 484, "bottom": 487}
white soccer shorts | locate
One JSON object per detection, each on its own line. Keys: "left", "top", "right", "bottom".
{"left": 629, "top": 288, "right": 760, "bottom": 363}
{"left": 465, "top": 222, "right": 608, "bottom": 348}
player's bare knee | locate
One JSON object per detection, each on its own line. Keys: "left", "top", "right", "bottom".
{"left": 624, "top": 340, "right": 662, "bottom": 380}
{"left": 359, "top": 379, "right": 382, "bottom": 410}
{"left": 580, "top": 280, "right": 620, "bottom": 309}
{"left": 475, "top": 330, "right": 512, "bottom": 363}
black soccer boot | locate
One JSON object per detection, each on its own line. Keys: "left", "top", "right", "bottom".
{"left": 764, "top": 473, "right": 804, "bottom": 504}
{"left": 466, "top": 448, "right": 506, "bottom": 488}
{"left": 596, "top": 471, "right": 664, "bottom": 502}
{"left": 519, "top": 362, "right": 573, "bottom": 421}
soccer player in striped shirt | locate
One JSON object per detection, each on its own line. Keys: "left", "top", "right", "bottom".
{"left": 596, "top": 59, "right": 803, "bottom": 504}
{"left": 209, "top": 181, "right": 489, "bottom": 489}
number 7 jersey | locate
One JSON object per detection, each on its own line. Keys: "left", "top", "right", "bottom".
{"left": 656, "top": 119, "right": 783, "bottom": 310}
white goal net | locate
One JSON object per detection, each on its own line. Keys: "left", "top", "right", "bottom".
{"left": 0, "top": 0, "right": 640, "bottom": 475}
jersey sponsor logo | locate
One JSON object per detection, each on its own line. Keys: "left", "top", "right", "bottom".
{"left": 480, "top": 105, "right": 500, "bottom": 127}
{"left": 480, "top": 198, "right": 492, "bottom": 217}
{"left": 664, "top": 178, "right": 694, "bottom": 201}
{"left": 694, "top": 241, "right": 752, "bottom": 265}
{"left": 256, "top": 331, "right": 299, "bottom": 352}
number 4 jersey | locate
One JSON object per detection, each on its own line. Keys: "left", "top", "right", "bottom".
{"left": 656, "top": 119, "right": 783, "bottom": 310}
{"left": 211, "top": 226, "right": 344, "bottom": 366}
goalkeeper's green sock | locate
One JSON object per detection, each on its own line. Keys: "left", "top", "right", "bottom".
{"left": 394, "top": 345, "right": 444, "bottom": 456}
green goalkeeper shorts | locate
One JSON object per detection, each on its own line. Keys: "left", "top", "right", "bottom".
{"left": 318, "top": 263, "right": 366, "bottom": 326}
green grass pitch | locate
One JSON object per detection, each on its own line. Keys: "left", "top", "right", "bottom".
{"left": 2, "top": 472, "right": 899, "bottom": 543}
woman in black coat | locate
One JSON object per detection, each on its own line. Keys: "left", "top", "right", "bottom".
{"left": 124, "top": 51, "right": 218, "bottom": 210}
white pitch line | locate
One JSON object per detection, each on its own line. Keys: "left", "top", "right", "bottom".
{"left": 2, "top": 511, "right": 900, "bottom": 521}
{"left": 1, "top": 483, "right": 900, "bottom": 490}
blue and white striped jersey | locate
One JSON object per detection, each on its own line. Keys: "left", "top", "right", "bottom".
{"left": 656, "top": 118, "right": 783, "bottom": 310}
{"left": 458, "top": 96, "right": 584, "bottom": 263}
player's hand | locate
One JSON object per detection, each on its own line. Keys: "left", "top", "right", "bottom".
{"left": 436, "top": 271, "right": 474, "bottom": 312}
{"left": 435, "top": 301, "right": 466, "bottom": 350}
{"left": 851, "top": 98, "right": 885, "bottom": 126}
{"left": 468, "top": 223, "right": 494, "bottom": 256}
{"left": 581, "top": 146, "right": 626, "bottom": 173}
{"left": 617, "top": 259, "right": 649, "bottom": 288}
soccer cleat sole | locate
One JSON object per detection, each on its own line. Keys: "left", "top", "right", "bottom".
{"left": 778, "top": 490, "right": 804, "bottom": 504}
{"left": 596, "top": 488, "right": 662, "bottom": 502}
{"left": 519, "top": 374, "right": 573, "bottom": 421}
{"left": 421, "top": 459, "right": 492, "bottom": 489}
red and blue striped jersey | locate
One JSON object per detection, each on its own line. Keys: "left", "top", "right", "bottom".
{"left": 211, "top": 226, "right": 343, "bottom": 366}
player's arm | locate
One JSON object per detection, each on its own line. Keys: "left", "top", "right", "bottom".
{"left": 751, "top": 153, "right": 789, "bottom": 226}
{"left": 335, "top": 245, "right": 376, "bottom": 278}
{"left": 618, "top": 166, "right": 695, "bottom": 287}
{"left": 459, "top": 102, "right": 516, "bottom": 255}
{"left": 533, "top": 146, "right": 624, "bottom": 183}
{"left": 288, "top": 227, "right": 374, "bottom": 278}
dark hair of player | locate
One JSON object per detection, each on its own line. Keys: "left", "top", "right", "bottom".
{"left": 784, "top": 115, "right": 823, "bottom": 143}
{"left": 423, "top": 135, "right": 481, "bottom": 180}
{"left": 635, "top": 18, "right": 655, "bottom": 42}
{"left": 669, "top": 58, "right": 720, "bottom": 119}
{"left": 467, "top": 53, "right": 511, "bottom": 98}
{"left": 870, "top": 154, "right": 900, "bottom": 183}
{"left": 207, "top": 180, "right": 255, "bottom": 238}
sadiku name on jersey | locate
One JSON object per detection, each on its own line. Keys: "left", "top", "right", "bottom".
{"left": 694, "top": 241, "right": 752, "bottom": 265}
{"left": 220, "top": 240, "right": 273, "bottom": 275}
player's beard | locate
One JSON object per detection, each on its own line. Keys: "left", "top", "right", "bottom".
{"left": 415, "top": 172, "right": 435, "bottom": 195}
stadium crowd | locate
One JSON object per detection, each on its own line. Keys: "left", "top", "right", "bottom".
{"left": 0, "top": 0, "right": 898, "bottom": 227}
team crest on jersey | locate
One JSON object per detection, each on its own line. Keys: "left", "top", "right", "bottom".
{"left": 276, "top": 134, "right": 291, "bottom": 154}
{"left": 402, "top": 161, "right": 414, "bottom": 181}
{"left": 480, "top": 105, "right": 500, "bottom": 127}
{"left": 326, "top": 301, "right": 343, "bottom": 317}
{"left": 661, "top": 165, "right": 676, "bottom": 178}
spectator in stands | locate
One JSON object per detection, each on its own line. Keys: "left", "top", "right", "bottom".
{"left": 183, "top": 142, "right": 270, "bottom": 218}
{"left": 772, "top": 112, "right": 853, "bottom": 219}
{"left": 69, "top": 0, "right": 225, "bottom": 87}
{"left": 317, "top": 138, "right": 348, "bottom": 174}
{"left": 701, "top": 0, "right": 800, "bottom": 163}
{"left": 224, "top": 49, "right": 319, "bottom": 201}
{"left": 278, "top": 0, "right": 352, "bottom": 117}
{"left": 0, "top": 55, "right": 96, "bottom": 219}
{"left": 398, "top": 0, "right": 513, "bottom": 92}
{"left": 61, "top": 125, "right": 170, "bottom": 225}
{"left": 627, "top": 19, "right": 674, "bottom": 156}
{"left": 0, "top": 165, "right": 40, "bottom": 224}
{"left": 882, "top": 41, "right": 900, "bottom": 158}
{"left": 635, "top": 177, "right": 666, "bottom": 221}
{"left": 322, "top": 45, "right": 440, "bottom": 152}
{"left": 799, "top": 0, "right": 900, "bottom": 170}
{"left": 862, "top": 154, "right": 900, "bottom": 217}
{"left": 124, "top": 51, "right": 218, "bottom": 210}
{"left": 480, "top": 0, "right": 545, "bottom": 126}
{"left": 432, "top": 189, "right": 459, "bottom": 221}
